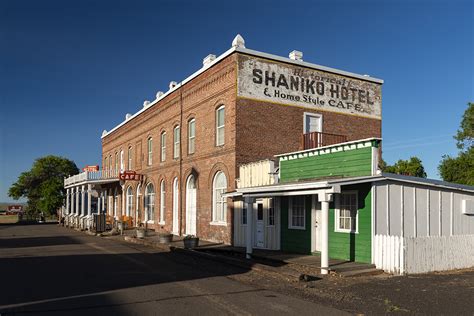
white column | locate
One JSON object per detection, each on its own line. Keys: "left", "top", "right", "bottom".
{"left": 121, "top": 184, "right": 125, "bottom": 219}
{"left": 87, "top": 184, "right": 92, "bottom": 216}
{"left": 245, "top": 197, "right": 255, "bottom": 259}
{"left": 75, "top": 186, "right": 80, "bottom": 215}
{"left": 81, "top": 185, "right": 85, "bottom": 216}
{"left": 70, "top": 188, "right": 74, "bottom": 215}
{"left": 318, "top": 192, "right": 333, "bottom": 275}
{"left": 66, "top": 188, "right": 70, "bottom": 215}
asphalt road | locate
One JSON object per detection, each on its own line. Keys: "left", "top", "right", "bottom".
{"left": 0, "top": 224, "right": 346, "bottom": 315}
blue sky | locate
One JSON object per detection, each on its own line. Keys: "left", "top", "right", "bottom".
{"left": 1, "top": 0, "right": 472, "bottom": 202}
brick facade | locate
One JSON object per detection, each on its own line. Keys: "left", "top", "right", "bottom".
{"left": 100, "top": 51, "right": 382, "bottom": 244}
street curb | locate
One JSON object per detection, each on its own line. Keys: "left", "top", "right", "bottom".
{"left": 119, "top": 235, "right": 304, "bottom": 281}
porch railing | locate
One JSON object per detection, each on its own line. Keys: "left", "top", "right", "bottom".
{"left": 64, "top": 169, "right": 119, "bottom": 186}
{"left": 302, "top": 131, "right": 348, "bottom": 150}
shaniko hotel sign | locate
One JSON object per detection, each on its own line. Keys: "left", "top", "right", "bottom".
{"left": 238, "top": 56, "right": 382, "bottom": 119}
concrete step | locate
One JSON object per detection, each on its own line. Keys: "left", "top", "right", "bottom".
{"left": 336, "top": 267, "right": 384, "bottom": 277}
{"left": 330, "top": 263, "right": 377, "bottom": 273}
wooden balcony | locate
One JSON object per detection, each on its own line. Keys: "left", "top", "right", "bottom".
{"left": 302, "top": 131, "right": 348, "bottom": 150}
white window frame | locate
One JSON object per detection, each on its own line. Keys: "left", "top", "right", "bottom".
{"left": 288, "top": 196, "right": 305, "bottom": 230}
{"left": 161, "top": 132, "right": 166, "bottom": 162}
{"left": 108, "top": 155, "right": 112, "bottom": 176}
{"left": 128, "top": 146, "right": 132, "bottom": 170}
{"left": 147, "top": 137, "right": 153, "bottom": 165}
{"left": 188, "top": 118, "right": 195, "bottom": 154}
{"left": 120, "top": 150, "right": 124, "bottom": 172}
{"left": 104, "top": 157, "right": 108, "bottom": 174}
{"left": 303, "top": 112, "right": 323, "bottom": 134}
{"left": 115, "top": 152, "right": 118, "bottom": 175}
{"left": 145, "top": 183, "right": 155, "bottom": 223}
{"left": 335, "top": 191, "right": 359, "bottom": 233}
{"left": 267, "top": 198, "right": 275, "bottom": 227}
{"left": 173, "top": 126, "right": 180, "bottom": 159}
{"left": 159, "top": 180, "right": 165, "bottom": 224}
{"left": 216, "top": 105, "right": 225, "bottom": 146}
{"left": 126, "top": 186, "right": 133, "bottom": 217}
{"left": 211, "top": 171, "right": 227, "bottom": 225}
{"left": 241, "top": 203, "right": 247, "bottom": 226}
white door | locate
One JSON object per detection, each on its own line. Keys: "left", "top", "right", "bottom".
{"left": 186, "top": 175, "right": 197, "bottom": 236}
{"left": 311, "top": 195, "right": 322, "bottom": 252}
{"left": 256, "top": 202, "right": 265, "bottom": 248}
{"left": 172, "top": 178, "right": 179, "bottom": 234}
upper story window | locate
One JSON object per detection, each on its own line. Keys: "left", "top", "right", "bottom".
{"left": 115, "top": 152, "right": 118, "bottom": 175}
{"left": 188, "top": 118, "right": 195, "bottom": 154}
{"left": 147, "top": 137, "right": 153, "bottom": 165}
{"left": 120, "top": 150, "right": 124, "bottom": 172}
{"left": 104, "top": 157, "right": 108, "bottom": 173}
{"left": 173, "top": 126, "right": 180, "bottom": 159}
{"left": 128, "top": 146, "right": 132, "bottom": 170}
{"left": 289, "top": 196, "right": 305, "bottom": 229}
{"left": 336, "top": 192, "right": 358, "bottom": 233}
{"left": 212, "top": 171, "right": 227, "bottom": 224}
{"left": 161, "top": 132, "right": 166, "bottom": 162}
{"left": 216, "top": 106, "right": 225, "bottom": 146}
{"left": 108, "top": 155, "right": 112, "bottom": 175}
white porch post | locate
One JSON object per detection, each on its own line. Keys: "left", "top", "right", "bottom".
{"left": 121, "top": 184, "right": 125, "bottom": 219}
{"left": 319, "top": 191, "right": 333, "bottom": 275}
{"left": 245, "top": 196, "right": 255, "bottom": 259}
{"left": 75, "top": 186, "right": 80, "bottom": 215}
{"left": 87, "top": 184, "right": 92, "bottom": 216}
{"left": 66, "top": 188, "right": 70, "bottom": 215}
{"left": 81, "top": 185, "right": 85, "bottom": 216}
{"left": 101, "top": 190, "right": 105, "bottom": 214}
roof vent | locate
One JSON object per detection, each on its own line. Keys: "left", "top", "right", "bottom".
{"left": 143, "top": 100, "right": 150, "bottom": 108}
{"left": 156, "top": 91, "right": 164, "bottom": 99}
{"left": 125, "top": 113, "right": 132, "bottom": 120}
{"left": 102, "top": 130, "right": 107, "bottom": 137}
{"left": 289, "top": 50, "right": 303, "bottom": 61}
{"left": 169, "top": 81, "right": 177, "bottom": 90}
{"left": 232, "top": 34, "right": 245, "bottom": 48}
{"left": 203, "top": 54, "right": 216, "bottom": 67}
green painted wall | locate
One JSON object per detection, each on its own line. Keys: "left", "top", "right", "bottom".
{"left": 280, "top": 196, "right": 312, "bottom": 254}
{"left": 280, "top": 147, "right": 373, "bottom": 182}
{"left": 329, "top": 183, "right": 372, "bottom": 263}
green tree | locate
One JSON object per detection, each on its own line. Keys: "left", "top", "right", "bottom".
{"left": 380, "top": 157, "right": 427, "bottom": 178}
{"left": 8, "top": 156, "right": 79, "bottom": 216}
{"left": 438, "top": 102, "right": 474, "bottom": 185}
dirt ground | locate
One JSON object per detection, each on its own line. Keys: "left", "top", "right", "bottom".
{"left": 0, "top": 215, "right": 19, "bottom": 224}
{"left": 229, "top": 265, "right": 474, "bottom": 315}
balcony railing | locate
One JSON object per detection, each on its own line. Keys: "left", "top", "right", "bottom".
{"left": 302, "top": 131, "right": 348, "bottom": 150}
{"left": 64, "top": 170, "right": 119, "bottom": 187}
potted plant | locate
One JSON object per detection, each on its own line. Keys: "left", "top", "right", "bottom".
{"left": 183, "top": 235, "right": 199, "bottom": 249}
{"left": 157, "top": 226, "right": 173, "bottom": 244}
{"left": 136, "top": 223, "right": 146, "bottom": 239}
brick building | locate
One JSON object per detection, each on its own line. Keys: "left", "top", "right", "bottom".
{"left": 63, "top": 34, "right": 383, "bottom": 244}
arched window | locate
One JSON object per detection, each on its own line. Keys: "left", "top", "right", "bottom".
{"left": 136, "top": 184, "right": 141, "bottom": 224}
{"left": 147, "top": 137, "right": 153, "bottom": 165}
{"left": 188, "top": 118, "right": 195, "bottom": 154}
{"left": 115, "top": 152, "right": 118, "bottom": 175}
{"left": 160, "top": 180, "right": 166, "bottom": 224}
{"left": 120, "top": 150, "right": 124, "bottom": 172}
{"left": 212, "top": 171, "right": 227, "bottom": 223}
{"left": 108, "top": 155, "right": 112, "bottom": 177}
{"left": 126, "top": 186, "right": 133, "bottom": 217}
{"left": 173, "top": 125, "right": 180, "bottom": 159}
{"left": 145, "top": 183, "right": 155, "bottom": 222}
{"left": 161, "top": 132, "right": 167, "bottom": 162}
{"left": 104, "top": 157, "right": 108, "bottom": 175}
{"left": 128, "top": 146, "right": 133, "bottom": 170}
{"left": 216, "top": 105, "right": 225, "bottom": 146}
{"left": 172, "top": 177, "right": 179, "bottom": 234}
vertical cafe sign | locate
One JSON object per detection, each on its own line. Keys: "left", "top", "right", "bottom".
{"left": 237, "top": 56, "right": 382, "bottom": 119}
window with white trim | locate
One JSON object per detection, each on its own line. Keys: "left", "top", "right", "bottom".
{"left": 128, "top": 146, "right": 132, "bottom": 170}
{"left": 145, "top": 183, "right": 155, "bottom": 222}
{"left": 188, "top": 118, "right": 195, "bottom": 154}
{"left": 173, "top": 126, "right": 180, "bottom": 159}
{"left": 289, "top": 196, "right": 305, "bottom": 229}
{"left": 115, "top": 152, "right": 118, "bottom": 175}
{"left": 147, "top": 137, "right": 153, "bottom": 165}
{"left": 212, "top": 171, "right": 227, "bottom": 223}
{"left": 160, "top": 180, "right": 165, "bottom": 224}
{"left": 241, "top": 204, "right": 247, "bottom": 225}
{"left": 104, "top": 157, "right": 108, "bottom": 174}
{"left": 336, "top": 192, "right": 358, "bottom": 233}
{"left": 120, "top": 150, "right": 124, "bottom": 172}
{"left": 268, "top": 199, "right": 275, "bottom": 226}
{"left": 108, "top": 155, "right": 112, "bottom": 176}
{"left": 216, "top": 106, "right": 225, "bottom": 146}
{"left": 161, "top": 132, "right": 166, "bottom": 162}
{"left": 126, "top": 186, "right": 133, "bottom": 216}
